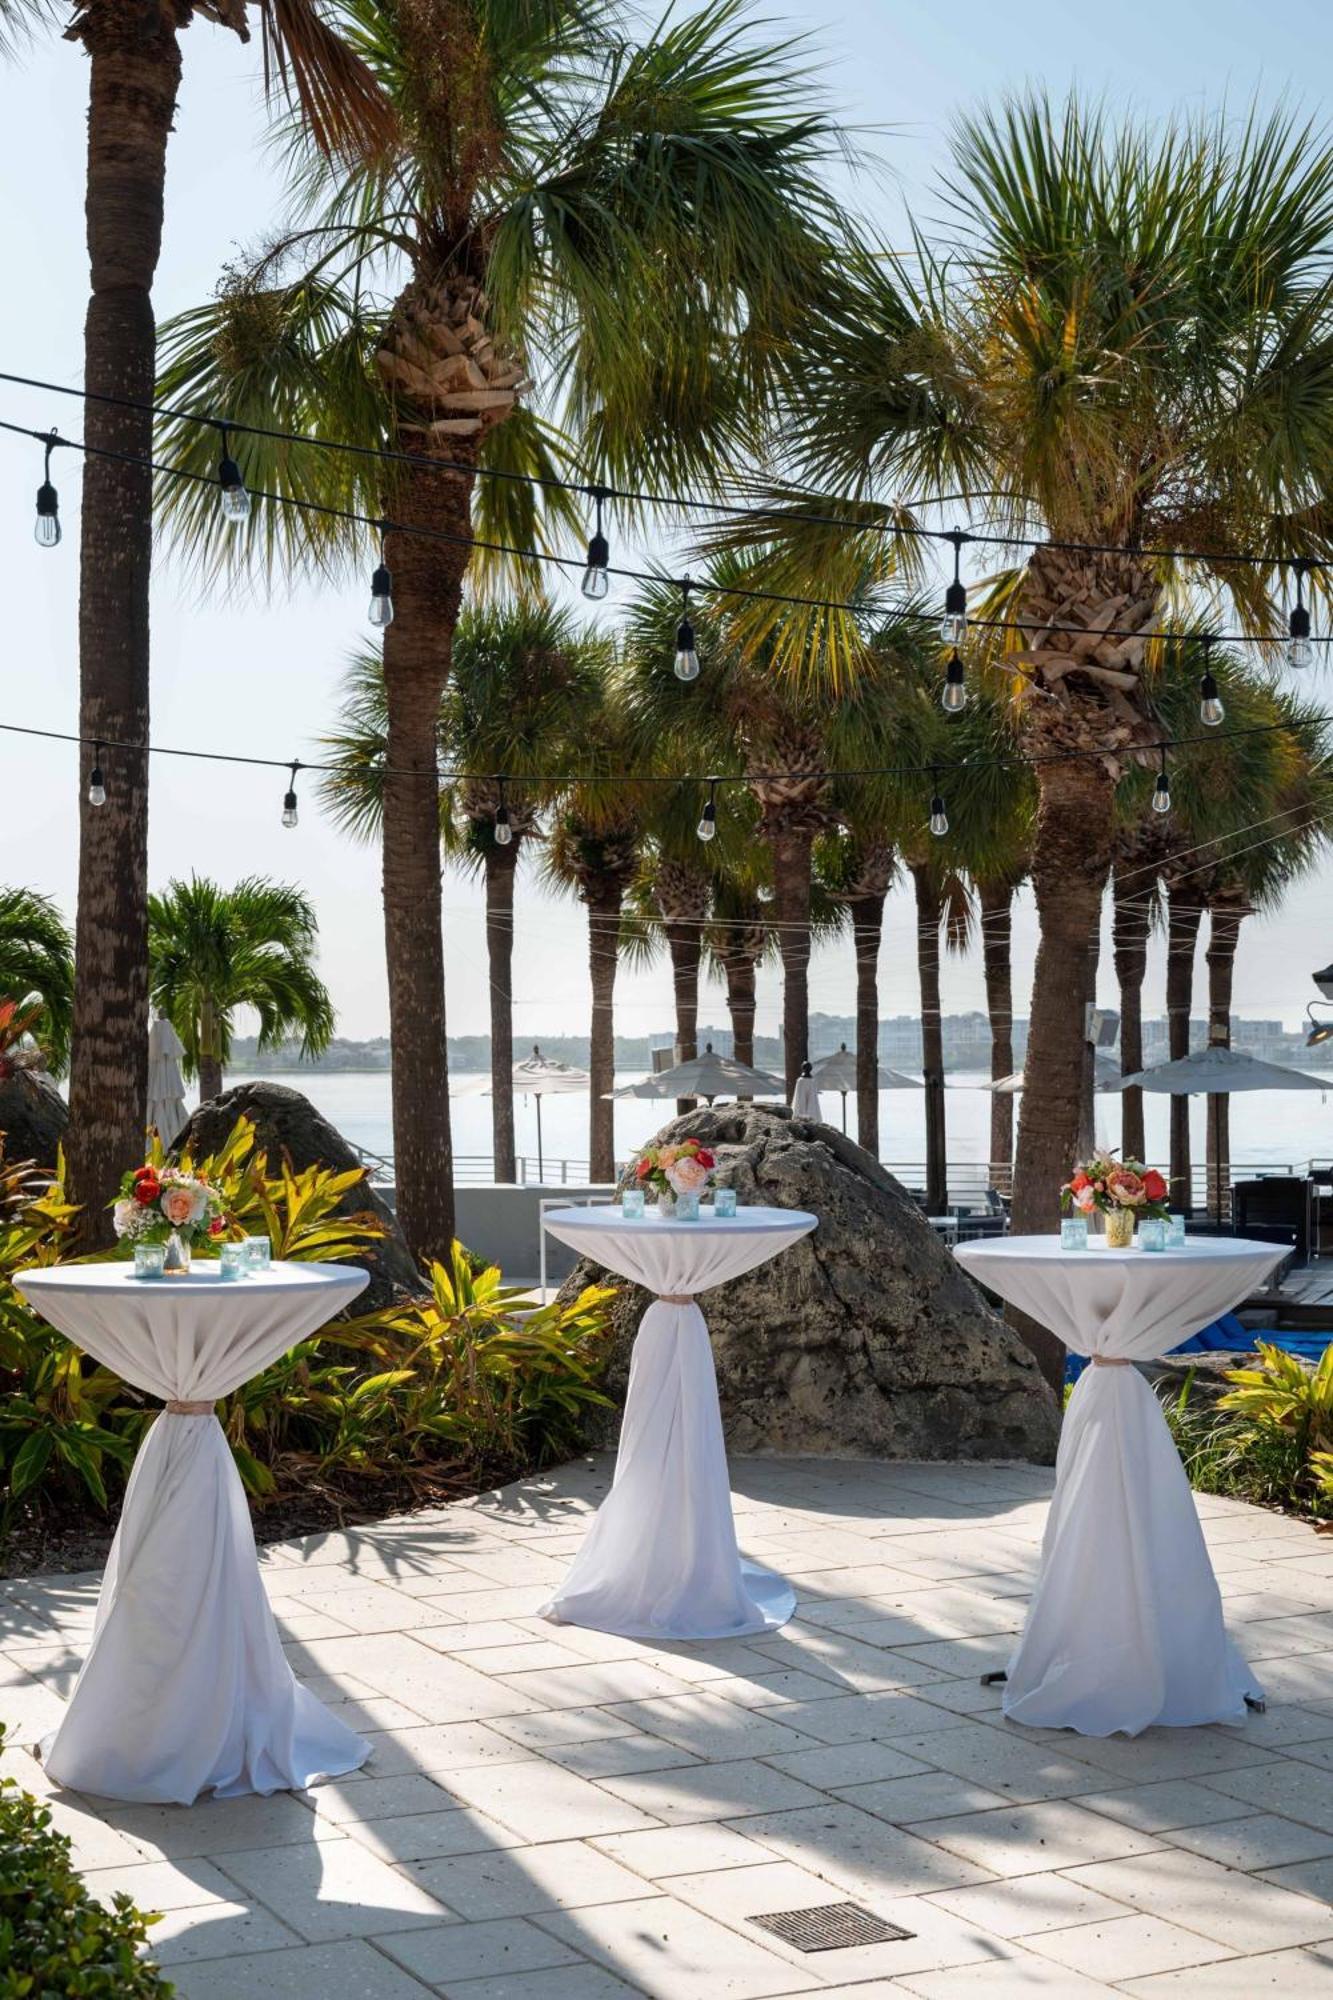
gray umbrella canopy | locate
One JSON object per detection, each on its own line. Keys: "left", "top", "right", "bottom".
{"left": 989, "top": 1055, "right": 1123, "bottom": 1095}
{"left": 1110, "top": 1047, "right": 1328, "bottom": 1094}
{"left": 811, "top": 1043, "right": 923, "bottom": 1093}
{"left": 146, "top": 1015, "right": 189, "bottom": 1147}
{"left": 605, "top": 1043, "right": 784, "bottom": 1102}
{"left": 503, "top": 1046, "right": 590, "bottom": 1182}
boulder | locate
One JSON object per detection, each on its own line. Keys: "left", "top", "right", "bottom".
{"left": 174, "top": 1081, "right": 422, "bottom": 1311}
{"left": 0, "top": 1069, "right": 68, "bottom": 1171}
{"left": 560, "top": 1104, "right": 1060, "bottom": 1463}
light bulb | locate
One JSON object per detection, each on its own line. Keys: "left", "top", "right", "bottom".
{"left": 697, "top": 804, "right": 717, "bottom": 842}
{"left": 282, "top": 794, "right": 298, "bottom": 828}
{"left": 1289, "top": 635, "right": 1314, "bottom": 669}
{"left": 757, "top": 883, "right": 775, "bottom": 904}
{"left": 581, "top": 529, "right": 610, "bottom": 601}
{"left": 1152, "top": 771, "right": 1171, "bottom": 815}
{"left": 368, "top": 562, "right": 394, "bottom": 628}
{"left": 942, "top": 650, "right": 967, "bottom": 713}
{"left": 674, "top": 616, "right": 700, "bottom": 682}
{"left": 940, "top": 578, "right": 967, "bottom": 647}
{"left": 34, "top": 480, "right": 60, "bottom": 547}
{"left": 494, "top": 807, "right": 513, "bottom": 847}
{"left": 87, "top": 764, "right": 106, "bottom": 808}
{"left": 929, "top": 793, "right": 949, "bottom": 837}
{"left": 218, "top": 454, "right": 250, "bottom": 525}
{"left": 1289, "top": 600, "right": 1312, "bottom": 667}
{"left": 1199, "top": 670, "right": 1224, "bottom": 726}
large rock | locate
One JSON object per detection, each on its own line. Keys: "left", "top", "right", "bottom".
{"left": 0, "top": 1069, "right": 68, "bottom": 1170}
{"left": 560, "top": 1105, "right": 1060, "bottom": 1463}
{"left": 174, "top": 1081, "right": 422, "bottom": 1311}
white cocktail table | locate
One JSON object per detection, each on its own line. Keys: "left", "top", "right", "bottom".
{"left": 14, "top": 1260, "right": 371, "bottom": 1803}
{"left": 540, "top": 1204, "right": 817, "bottom": 1640}
{"left": 955, "top": 1234, "right": 1286, "bottom": 1736}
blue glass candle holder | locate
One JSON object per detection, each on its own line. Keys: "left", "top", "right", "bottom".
{"left": 713, "top": 1186, "right": 737, "bottom": 1219}
{"left": 219, "top": 1242, "right": 248, "bottom": 1279}
{"left": 133, "top": 1242, "right": 166, "bottom": 1279}
{"left": 1167, "top": 1213, "right": 1187, "bottom": 1247}
{"left": 1060, "top": 1215, "right": 1089, "bottom": 1250}
{"left": 675, "top": 1191, "right": 701, "bottom": 1221}
{"left": 242, "top": 1234, "right": 272, "bottom": 1271}
{"left": 1138, "top": 1218, "right": 1168, "bottom": 1253}
{"left": 621, "top": 1188, "right": 646, "bottom": 1219}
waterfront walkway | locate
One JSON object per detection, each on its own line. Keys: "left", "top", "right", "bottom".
{"left": 3, "top": 1456, "right": 1333, "bottom": 1997}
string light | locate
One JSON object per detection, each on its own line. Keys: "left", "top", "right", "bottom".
{"left": 929, "top": 775, "right": 949, "bottom": 837}
{"left": 757, "top": 883, "right": 776, "bottom": 904}
{"left": 494, "top": 775, "right": 513, "bottom": 846}
{"left": 939, "top": 528, "right": 968, "bottom": 647}
{"left": 216, "top": 425, "right": 250, "bottom": 527}
{"left": 1199, "top": 637, "right": 1225, "bottom": 726}
{"left": 942, "top": 650, "right": 967, "bottom": 713}
{"left": 368, "top": 525, "right": 393, "bottom": 628}
{"left": 696, "top": 777, "right": 718, "bottom": 842}
{"left": 282, "top": 760, "right": 300, "bottom": 828}
{"left": 581, "top": 488, "right": 610, "bottom": 601}
{"left": 34, "top": 430, "right": 60, "bottom": 547}
{"left": 1289, "top": 561, "right": 1314, "bottom": 669}
{"left": 1152, "top": 748, "right": 1172, "bottom": 815}
{"left": 674, "top": 579, "right": 700, "bottom": 682}
{"left": 86, "top": 742, "right": 105, "bottom": 807}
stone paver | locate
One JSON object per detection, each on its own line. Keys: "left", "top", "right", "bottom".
{"left": 4, "top": 1455, "right": 1333, "bottom": 1997}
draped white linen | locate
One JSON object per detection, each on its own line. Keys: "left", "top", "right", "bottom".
{"left": 14, "top": 1262, "right": 370, "bottom": 1803}
{"left": 955, "top": 1235, "right": 1285, "bottom": 1736}
{"left": 539, "top": 1205, "right": 816, "bottom": 1640}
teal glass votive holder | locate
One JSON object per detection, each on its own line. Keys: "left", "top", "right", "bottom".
{"left": 713, "top": 1187, "right": 737, "bottom": 1219}
{"left": 218, "top": 1242, "right": 248, "bottom": 1279}
{"left": 675, "top": 1191, "right": 701, "bottom": 1221}
{"left": 621, "top": 1188, "right": 646, "bottom": 1219}
{"left": 1060, "top": 1216, "right": 1089, "bottom": 1250}
{"left": 133, "top": 1242, "right": 166, "bottom": 1279}
{"left": 242, "top": 1234, "right": 272, "bottom": 1271}
{"left": 1138, "top": 1218, "right": 1168, "bottom": 1253}
{"left": 1167, "top": 1213, "right": 1187, "bottom": 1246}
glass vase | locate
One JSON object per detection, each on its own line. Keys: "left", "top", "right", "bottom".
{"left": 1103, "top": 1207, "right": 1135, "bottom": 1249}
{"left": 656, "top": 1190, "right": 677, "bottom": 1217}
{"left": 163, "top": 1228, "right": 192, "bottom": 1276}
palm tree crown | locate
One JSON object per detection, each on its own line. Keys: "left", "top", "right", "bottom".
{"left": 0, "top": 887, "right": 74, "bottom": 1079}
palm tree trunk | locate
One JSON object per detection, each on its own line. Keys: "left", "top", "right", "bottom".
{"left": 380, "top": 457, "right": 466, "bottom": 1262}
{"left": 1113, "top": 859, "right": 1151, "bottom": 1161}
{"left": 666, "top": 926, "right": 701, "bottom": 1114}
{"left": 65, "top": 12, "right": 182, "bottom": 1241}
{"left": 723, "top": 952, "right": 757, "bottom": 1069}
{"left": 1166, "top": 891, "right": 1202, "bottom": 1215}
{"left": 1013, "top": 759, "right": 1117, "bottom": 1391}
{"left": 486, "top": 843, "right": 518, "bottom": 1181}
{"left": 771, "top": 826, "right": 813, "bottom": 1097}
{"left": 1205, "top": 895, "right": 1246, "bottom": 1224}
{"left": 911, "top": 866, "right": 948, "bottom": 1214}
{"left": 978, "top": 877, "right": 1016, "bottom": 1193}
{"left": 849, "top": 892, "right": 885, "bottom": 1156}
{"left": 196, "top": 993, "right": 223, "bottom": 1106}
{"left": 586, "top": 880, "right": 622, "bottom": 1182}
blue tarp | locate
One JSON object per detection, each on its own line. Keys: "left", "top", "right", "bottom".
{"left": 1064, "top": 1311, "right": 1332, "bottom": 1384}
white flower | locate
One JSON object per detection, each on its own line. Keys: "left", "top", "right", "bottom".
{"left": 113, "top": 1199, "right": 139, "bottom": 1238}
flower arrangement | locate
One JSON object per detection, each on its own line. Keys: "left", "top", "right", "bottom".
{"left": 633, "top": 1138, "right": 716, "bottom": 1205}
{"left": 113, "top": 1164, "right": 226, "bottom": 1248}
{"left": 1062, "top": 1151, "right": 1168, "bottom": 1245}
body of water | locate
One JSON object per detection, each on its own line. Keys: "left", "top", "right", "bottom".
{"left": 224, "top": 1068, "right": 1330, "bottom": 1181}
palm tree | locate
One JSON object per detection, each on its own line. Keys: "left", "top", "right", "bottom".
{"left": 1110, "top": 826, "right": 1168, "bottom": 1161}
{"left": 816, "top": 829, "right": 894, "bottom": 1153}
{"left": 762, "top": 95, "right": 1333, "bottom": 1265}
{"left": 702, "top": 857, "right": 774, "bottom": 1071}
{"left": 0, "top": 887, "right": 74, "bottom": 1079}
{"left": 0, "top": 0, "right": 389, "bottom": 1239}
{"left": 148, "top": 876, "right": 335, "bottom": 1101}
{"left": 154, "top": 0, "right": 853, "bottom": 1260}
{"left": 629, "top": 792, "right": 718, "bottom": 1113}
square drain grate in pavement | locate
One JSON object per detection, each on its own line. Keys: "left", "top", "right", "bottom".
{"left": 748, "top": 1902, "right": 916, "bottom": 1952}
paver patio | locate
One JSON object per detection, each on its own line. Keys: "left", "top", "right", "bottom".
{"left": 4, "top": 1453, "right": 1333, "bottom": 1998}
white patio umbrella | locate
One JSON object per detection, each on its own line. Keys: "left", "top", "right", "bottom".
{"left": 146, "top": 1015, "right": 189, "bottom": 1148}
{"left": 1108, "top": 1045, "right": 1328, "bottom": 1222}
{"left": 810, "top": 1042, "right": 922, "bottom": 1133}
{"left": 988, "top": 1054, "right": 1123, "bottom": 1094}
{"left": 507, "top": 1045, "right": 590, "bottom": 1182}
{"left": 604, "top": 1043, "right": 784, "bottom": 1104}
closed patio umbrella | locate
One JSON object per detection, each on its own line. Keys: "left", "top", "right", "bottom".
{"left": 811, "top": 1042, "right": 922, "bottom": 1133}
{"left": 147, "top": 1015, "right": 189, "bottom": 1148}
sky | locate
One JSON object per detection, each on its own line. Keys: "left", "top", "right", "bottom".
{"left": 2, "top": 0, "right": 1331, "bottom": 1046}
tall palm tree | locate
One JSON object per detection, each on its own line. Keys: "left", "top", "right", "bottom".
{"left": 702, "top": 856, "right": 774, "bottom": 1070}
{"left": 1110, "top": 825, "right": 1168, "bottom": 1161}
{"left": 147, "top": 876, "right": 335, "bottom": 1101}
{"left": 154, "top": 0, "right": 853, "bottom": 1260}
{"left": 759, "top": 95, "right": 1333, "bottom": 1270}
{"left": 0, "top": 887, "right": 74, "bottom": 1079}
{"left": 816, "top": 828, "right": 894, "bottom": 1153}
{"left": 0, "top": 0, "right": 391, "bottom": 1240}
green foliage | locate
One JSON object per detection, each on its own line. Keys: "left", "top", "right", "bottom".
{"left": 0, "top": 889, "right": 74, "bottom": 1079}
{"left": 0, "top": 1725, "right": 172, "bottom": 1997}
{"left": 1161, "top": 1346, "right": 1333, "bottom": 1519}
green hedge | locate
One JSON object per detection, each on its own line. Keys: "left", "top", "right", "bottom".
{"left": 0, "top": 1730, "right": 172, "bottom": 1997}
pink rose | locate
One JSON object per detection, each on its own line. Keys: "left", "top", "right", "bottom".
{"left": 1107, "top": 1169, "right": 1146, "bottom": 1206}
{"left": 666, "top": 1154, "right": 710, "bottom": 1196}
{"left": 657, "top": 1146, "right": 681, "bottom": 1169}
{"left": 161, "top": 1186, "right": 200, "bottom": 1228}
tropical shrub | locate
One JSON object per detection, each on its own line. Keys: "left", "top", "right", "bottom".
{"left": 0, "top": 1726, "right": 172, "bottom": 1997}
{"left": 1162, "top": 1345, "right": 1333, "bottom": 1520}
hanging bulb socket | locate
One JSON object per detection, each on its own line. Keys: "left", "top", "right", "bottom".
{"left": 581, "top": 488, "right": 610, "bottom": 601}
{"left": 942, "top": 650, "right": 967, "bottom": 713}
{"left": 34, "top": 432, "right": 60, "bottom": 548}
{"left": 1198, "top": 669, "right": 1224, "bottom": 727}
{"left": 929, "top": 780, "right": 949, "bottom": 837}
{"left": 217, "top": 425, "right": 250, "bottom": 526}
{"left": 368, "top": 527, "right": 394, "bottom": 627}
{"left": 697, "top": 778, "right": 718, "bottom": 842}
{"left": 939, "top": 528, "right": 968, "bottom": 646}
{"left": 674, "top": 579, "right": 700, "bottom": 682}
{"left": 1288, "top": 562, "right": 1314, "bottom": 667}
{"left": 87, "top": 742, "right": 106, "bottom": 809}
{"left": 282, "top": 760, "right": 300, "bottom": 829}
{"left": 494, "top": 775, "right": 513, "bottom": 847}
{"left": 1152, "top": 750, "right": 1171, "bottom": 816}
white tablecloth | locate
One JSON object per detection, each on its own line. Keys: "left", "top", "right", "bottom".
{"left": 14, "top": 1261, "right": 371, "bottom": 1803}
{"left": 539, "top": 1205, "right": 817, "bottom": 1640}
{"left": 955, "top": 1235, "right": 1285, "bottom": 1735}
